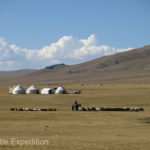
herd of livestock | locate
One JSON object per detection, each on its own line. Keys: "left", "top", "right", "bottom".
{"left": 10, "top": 108, "right": 56, "bottom": 111}
{"left": 75, "top": 107, "right": 144, "bottom": 112}
{"left": 72, "top": 101, "right": 144, "bottom": 112}
{"left": 10, "top": 106, "right": 144, "bottom": 112}
{"left": 10, "top": 101, "right": 144, "bottom": 112}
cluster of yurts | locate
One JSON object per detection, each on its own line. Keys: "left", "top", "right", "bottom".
{"left": 9, "top": 85, "right": 67, "bottom": 95}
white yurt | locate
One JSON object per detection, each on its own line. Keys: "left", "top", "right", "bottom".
{"left": 55, "top": 86, "right": 67, "bottom": 94}
{"left": 12, "top": 85, "right": 25, "bottom": 94}
{"left": 41, "top": 88, "right": 54, "bottom": 94}
{"left": 26, "top": 85, "right": 39, "bottom": 94}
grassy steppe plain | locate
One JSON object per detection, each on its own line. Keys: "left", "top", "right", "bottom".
{"left": 0, "top": 84, "right": 150, "bottom": 150}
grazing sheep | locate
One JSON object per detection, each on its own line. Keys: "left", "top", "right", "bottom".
{"left": 87, "top": 108, "right": 92, "bottom": 111}
{"left": 134, "top": 108, "right": 140, "bottom": 112}
{"left": 139, "top": 108, "right": 144, "bottom": 111}
{"left": 50, "top": 108, "right": 56, "bottom": 111}
{"left": 126, "top": 108, "right": 131, "bottom": 111}
{"left": 100, "top": 107, "right": 105, "bottom": 111}
{"left": 91, "top": 107, "right": 96, "bottom": 111}
{"left": 10, "top": 108, "right": 15, "bottom": 111}
{"left": 78, "top": 107, "right": 82, "bottom": 111}
{"left": 82, "top": 108, "right": 88, "bottom": 111}
{"left": 130, "top": 107, "right": 134, "bottom": 111}
{"left": 24, "top": 108, "right": 29, "bottom": 111}
{"left": 96, "top": 108, "right": 100, "bottom": 111}
{"left": 16, "top": 108, "right": 22, "bottom": 111}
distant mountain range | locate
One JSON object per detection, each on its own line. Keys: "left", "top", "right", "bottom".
{"left": 45, "top": 63, "right": 68, "bottom": 70}
{"left": 0, "top": 45, "right": 150, "bottom": 84}
{"left": 0, "top": 69, "right": 35, "bottom": 77}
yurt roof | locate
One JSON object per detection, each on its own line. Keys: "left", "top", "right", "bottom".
{"left": 27, "top": 85, "right": 38, "bottom": 90}
{"left": 57, "top": 86, "right": 66, "bottom": 90}
{"left": 13, "top": 85, "right": 24, "bottom": 91}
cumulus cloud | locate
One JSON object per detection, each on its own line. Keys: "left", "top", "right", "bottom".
{"left": 0, "top": 35, "right": 133, "bottom": 70}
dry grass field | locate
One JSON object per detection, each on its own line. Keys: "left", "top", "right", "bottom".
{"left": 0, "top": 84, "right": 150, "bottom": 150}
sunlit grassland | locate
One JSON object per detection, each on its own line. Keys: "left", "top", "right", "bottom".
{"left": 0, "top": 84, "right": 150, "bottom": 150}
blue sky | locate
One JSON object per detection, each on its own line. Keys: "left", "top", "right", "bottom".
{"left": 0, "top": 0, "right": 150, "bottom": 70}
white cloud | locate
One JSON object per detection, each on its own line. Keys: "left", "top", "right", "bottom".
{"left": 0, "top": 60, "right": 18, "bottom": 70}
{"left": 0, "top": 35, "right": 133, "bottom": 70}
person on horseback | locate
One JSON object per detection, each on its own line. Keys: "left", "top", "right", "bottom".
{"left": 72, "top": 100, "right": 81, "bottom": 111}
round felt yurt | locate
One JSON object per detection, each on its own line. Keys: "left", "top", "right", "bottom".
{"left": 26, "top": 85, "right": 39, "bottom": 94}
{"left": 41, "top": 88, "right": 54, "bottom": 94}
{"left": 12, "top": 85, "right": 25, "bottom": 94}
{"left": 55, "top": 86, "right": 67, "bottom": 94}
